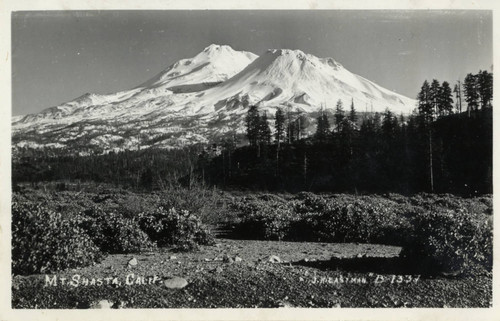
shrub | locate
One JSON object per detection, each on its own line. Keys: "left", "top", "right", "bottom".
{"left": 230, "top": 196, "right": 296, "bottom": 241}
{"left": 301, "top": 200, "right": 380, "bottom": 243}
{"left": 138, "top": 207, "right": 215, "bottom": 251}
{"left": 12, "top": 200, "right": 103, "bottom": 275}
{"left": 80, "top": 208, "right": 156, "bottom": 254}
{"left": 401, "top": 208, "right": 493, "bottom": 274}
{"left": 156, "top": 185, "right": 235, "bottom": 225}
{"left": 234, "top": 207, "right": 295, "bottom": 241}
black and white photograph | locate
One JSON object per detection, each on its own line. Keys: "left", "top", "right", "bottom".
{"left": 1, "top": 1, "right": 498, "bottom": 320}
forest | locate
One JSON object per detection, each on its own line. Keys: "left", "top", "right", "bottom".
{"left": 12, "top": 71, "right": 493, "bottom": 196}
{"left": 201, "top": 71, "right": 493, "bottom": 195}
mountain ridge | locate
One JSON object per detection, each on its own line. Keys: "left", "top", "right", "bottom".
{"left": 12, "top": 44, "right": 417, "bottom": 154}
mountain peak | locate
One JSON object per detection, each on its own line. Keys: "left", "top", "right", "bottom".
{"left": 13, "top": 45, "right": 417, "bottom": 153}
{"left": 267, "top": 48, "right": 310, "bottom": 60}
{"left": 203, "top": 44, "right": 234, "bottom": 53}
{"left": 138, "top": 44, "right": 257, "bottom": 89}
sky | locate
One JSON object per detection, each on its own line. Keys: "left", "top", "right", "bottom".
{"left": 11, "top": 10, "right": 492, "bottom": 116}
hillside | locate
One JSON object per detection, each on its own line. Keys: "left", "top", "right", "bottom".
{"left": 12, "top": 45, "right": 416, "bottom": 154}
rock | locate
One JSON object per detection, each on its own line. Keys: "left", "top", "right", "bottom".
{"left": 164, "top": 277, "right": 188, "bottom": 289}
{"left": 204, "top": 258, "right": 212, "bottom": 262}
{"left": 214, "top": 266, "right": 224, "bottom": 273}
{"left": 127, "top": 258, "right": 138, "bottom": 267}
{"left": 278, "top": 300, "right": 294, "bottom": 308}
{"left": 91, "top": 300, "right": 112, "bottom": 309}
{"left": 356, "top": 254, "right": 363, "bottom": 259}
{"left": 223, "top": 255, "right": 234, "bottom": 263}
{"left": 268, "top": 255, "right": 281, "bottom": 263}
{"left": 169, "top": 255, "right": 177, "bottom": 260}
{"left": 234, "top": 256, "right": 243, "bottom": 262}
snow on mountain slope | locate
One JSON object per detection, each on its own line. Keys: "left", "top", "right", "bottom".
{"left": 14, "top": 44, "right": 258, "bottom": 126}
{"left": 12, "top": 45, "right": 417, "bottom": 154}
{"left": 188, "top": 49, "right": 415, "bottom": 115}
{"left": 139, "top": 44, "right": 258, "bottom": 92}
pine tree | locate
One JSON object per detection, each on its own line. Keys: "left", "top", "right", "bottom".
{"left": 258, "top": 112, "right": 272, "bottom": 145}
{"left": 463, "top": 73, "right": 480, "bottom": 113}
{"left": 315, "top": 107, "right": 330, "bottom": 143}
{"left": 334, "top": 99, "right": 345, "bottom": 132}
{"left": 286, "top": 121, "right": 296, "bottom": 143}
{"left": 417, "top": 80, "right": 434, "bottom": 121}
{"left": 274, "top": 107, "right": 286, "bottom": 177}
{"left": 246, "top": 105, "right": 260, "bottom": 146}
{"left": 429, "top": 79, "right": 441, "bottom": 115}
{"left": 438, "top": 81, "right": 454, "bottom": 116}
{"left": 381, "top": 109, "right": 397, "bottom": 140}
{"left": 477, "top": 70, "right": 493, "bottom": 109}
{"left": 417, "top": 80, "right": 435, "bottom": 192}
{"left": 294, "top": 114, "right": 308, "bottom": 141}
{"left": 274, "top": 107, "right": 286, "bottom": 144}
{"left": 430, "top": 79, "right": 440, "bottom": 101}
{"left": 349, "top": 98, "right": 357, "bottom": 123}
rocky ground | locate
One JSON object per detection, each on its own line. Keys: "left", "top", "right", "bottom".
{"left": 12, "top": 239, "right": 492, "bottom": 309}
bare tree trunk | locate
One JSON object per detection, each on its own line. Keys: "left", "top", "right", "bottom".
{"left": 303, "top": 151, "right": 308, "bottom": 190}
{"left": 429, "top": 127, "right": 434, "bottom": 193}
{"left": 276, "top": 140, "right": 280, "bottom": 177}
{"left": 458, "top": 80, "right": 462, "bottom": 114}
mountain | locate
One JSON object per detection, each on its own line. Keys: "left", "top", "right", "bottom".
{"left": 139, "top": 44, "right": 258, "bottom": 91}
{"left": 12, "top": 44, "right": 417, "bottom": 154}
{"left": 184, "top": 48, "right": 415, "bottom": 115}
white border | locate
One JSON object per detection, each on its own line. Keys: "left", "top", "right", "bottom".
{"left": 0, "top": 1, "right": 498, "bottom": 320}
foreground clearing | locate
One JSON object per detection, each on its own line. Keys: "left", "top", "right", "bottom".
{"left": 12, "top": 239, "right": 491, "bottom": 308}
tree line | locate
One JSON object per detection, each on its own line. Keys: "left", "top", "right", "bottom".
{"left": 201, "top": 70, "right": 492, "bottom": 194}
{"left": 12, "top": 70, "right": 492, "bottom": 195}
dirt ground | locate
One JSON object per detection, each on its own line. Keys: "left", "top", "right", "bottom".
{"left": 12, "top": 239, "right": 492, "bottom": 308}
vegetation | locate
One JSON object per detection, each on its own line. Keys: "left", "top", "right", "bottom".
{"left": 200, "top": 71, "right": 492, "bottom": 195}
{"left": 12, "top": 185, "right": 493, "bottom": 276}
{"left": 12, "top": 197, "right": 104, "bottom": 275}
{"left": 12, "top": 185, "right": 216, "bottom": 275}
{"left": 227, "top": 192, "right": 492, "bottom": 274}
{"left": 10, "top": 70, "right": 493, "bottom": 289}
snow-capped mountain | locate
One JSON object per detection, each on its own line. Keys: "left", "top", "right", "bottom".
{"left": 12, "top": 44, "right": 416, "bottom": 154}
{"left": 186, "top": 48, "right": 415, "bottom": 114}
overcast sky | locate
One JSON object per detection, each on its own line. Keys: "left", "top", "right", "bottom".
{"left": 12, "top": 10, "right": 492, "bottom": 116}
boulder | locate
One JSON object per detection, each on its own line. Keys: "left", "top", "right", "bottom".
{"left": 268, "top": 255, "right": 281, "bottom": 263}
{"left": 164, "top": 277, "right": 188, "bottom": 289}
{"left": 127, "top": 257, "right": 138, "bottom": 267}
{"left": 91, "top": 300, "right": 112, "bottom": 309}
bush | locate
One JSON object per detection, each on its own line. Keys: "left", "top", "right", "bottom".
{"left": 234, "top": 207, "right": 295, "bottom": 241}
{"left": 230, "top": 196, "right": 297, "bottom": 241}
{"left": 157, "top": 185, "right": 233, "bottom": 225}
{"left": 80, "top": 208, "right": 156, "bottom": 254}
{"left": 138, "top": 207, "right": 215, "bottom": 251}
{"left": 12, "top": 200, "right": 103, "bottom": 275}
{"left": 297, "top": 200, "right": 383, "bottom": 243}
{"left": 401, "top": 208, "right": 493, "bottom": 274}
